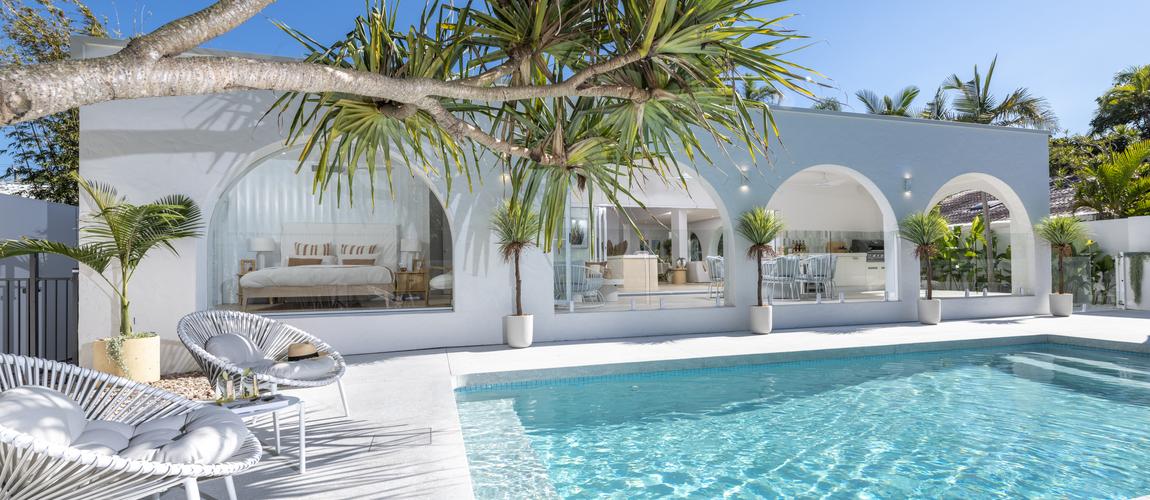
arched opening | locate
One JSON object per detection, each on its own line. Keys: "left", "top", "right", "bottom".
{"left": 927, "top": 173, "right": 1035, "bottom": 298}
{"left": 207, "top": 145, "right": 454, "bottom": 313}
{"left": 554, "top": 171, "right": 729, "bottom": 312}
{"left": 764, "top": 165, "right": 899, "bottom": 303}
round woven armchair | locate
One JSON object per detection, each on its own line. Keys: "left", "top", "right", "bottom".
{"left": 177, "top": 310, "right": 350, "bottom": 416}
{"left": 0, "top": 354, "right": 262, "bottom": 500}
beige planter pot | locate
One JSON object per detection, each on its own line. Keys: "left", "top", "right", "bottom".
{"left": 1049, "top": 293, "right": 1074, "bottom": 317}
{"left": 750, "top": 305, "right": 773, "bottom": 334}
{"left": 918, "top": 299, "right": 942, "bottom": 325}
{"left": 93, "top": 335, "right": 161, "bottom": 383}
{"left": 504, "top": 315, "right": 534, "bottom": 348}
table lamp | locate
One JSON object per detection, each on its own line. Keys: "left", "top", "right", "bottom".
{"left": 249, "top": 237, "right": 276, "bottom": 269}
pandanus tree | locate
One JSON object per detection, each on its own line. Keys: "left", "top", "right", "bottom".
{"left": 1035, "top": 215, "right": 1088, "bottom": 295}
{"left": 736, "top": 207, "right": 785, "bottom": 307}
{"left": 0, "top": 0, "right": 819, "bottom": 241}
{"left": 899, "top": 211, "right": 950, "bottom": 300}
{"left": 0, "top": 177, "right": 202, "bottom": 341}
{"left": 491, "top": 200, "right": 541, "bottom": 317}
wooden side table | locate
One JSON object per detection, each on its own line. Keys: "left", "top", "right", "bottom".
{"left": 395, "top": 270, "right": 429, "bottom": 306}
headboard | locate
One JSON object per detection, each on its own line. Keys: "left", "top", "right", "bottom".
{"left": 280, "top": 222, "right": 399, "bottom": 269}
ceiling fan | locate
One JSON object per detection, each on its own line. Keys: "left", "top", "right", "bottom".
{"left": 811, "top": 171, "right": 844, "bottom": 188}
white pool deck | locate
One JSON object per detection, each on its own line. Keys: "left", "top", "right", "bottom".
{"left": 177, "top": 310, "right": 1150, "bottom": 499}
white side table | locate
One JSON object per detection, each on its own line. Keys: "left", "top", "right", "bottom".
{"left": 217, "top": 395, "right": 307, "bottom": 473}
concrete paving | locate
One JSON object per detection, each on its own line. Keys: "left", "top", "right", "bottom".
{"left": 173, "top": 309, "right": 1150, "bottom": 499}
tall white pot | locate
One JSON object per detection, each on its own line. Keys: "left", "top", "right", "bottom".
{"left": 1049, "top": 293, "right": 1073, "bottom": 317}
{"left": 504, "top": 314, "right": 534, "bottom": 348}
{"left": 750, "top": 305, "right": 773, "bottom": 334}
{"left": 918, "top": 299, "right": 942, "bottom": 325}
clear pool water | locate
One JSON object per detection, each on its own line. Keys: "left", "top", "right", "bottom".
{"left": 456, "top": 345, "right": 1150, "bottom": 498}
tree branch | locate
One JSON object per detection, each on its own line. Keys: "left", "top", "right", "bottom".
{"left": 418, "top": 98, "right": 558, "bottom": 165}
{"left": 120, "top": 0, "right": 276, "bottom": 60}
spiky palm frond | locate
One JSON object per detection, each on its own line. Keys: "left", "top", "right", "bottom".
{"left": 899, "top": 210, "right": 949, "bottom": 259}
{"left": 736, "top": 207, "right": 784, "bottom": 257}
{"left": 1072, "top": 140, "right": 1150, "bottom": 219}
{"left": 1035, "top": 215, "right": 1088, "bottom": 256}
{"left": 855, "top": 86, "right": 919, "bottom": 117}
{"left": 491, "top": 199, "right": 542, "bottom": 262}
{"left": 920, "top": 86, "right": 952, "bottom": 120}
{"left": 941, "top": 56, "right": 1058, "bottom": 130}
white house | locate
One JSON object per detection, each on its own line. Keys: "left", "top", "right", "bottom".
{"left": 74, "top": 37, "right": 1053, "bottom": 373}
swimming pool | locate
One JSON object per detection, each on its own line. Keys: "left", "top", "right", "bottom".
{"left": 456, "top": 344, "right": 1150, "bottom": 498}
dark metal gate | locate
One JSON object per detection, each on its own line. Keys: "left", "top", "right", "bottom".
{"left": 0, "top": 254, "right": 79, "bottom": 363}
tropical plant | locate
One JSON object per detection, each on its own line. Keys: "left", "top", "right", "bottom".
{"left": 920, "top": 86, "right": 952, "bottom": 120}
{"left": 1049, "top": 128, "right": 1141, "bottom": 181}
{"left": 899, "top": 210, "right": 949, "bottom": 300}
{"left": 735, "top": 207, "right": 784, "bottom": 307}
{"left": 937, "top": 56, "right": 1058, "bottom": 129}
{"left": 742, "top": 79, "right": 783, "bottom": 104}
{"left": 1091, "top": 65, "right": 1150, "bottom": 139}
{"left": 811, "top": 97, "right": 842, "bottom": 111}
{"left": 0, "top": 0, "right": 106, "bottom": 204}
{"left": 0, "top": 177, "right": 201, "bottom": 371}
{"left": 1034, "top": 215, "right": 1088, "bottom": 295}
{"left": 1072, "top": 140, "right": 1150, "bottom": 219}
{"left": 264, "top": 0, "right": 819, "bottom": 247}
{"left": 855, "top": 86, "right": 919, "bottom": 117}
{"left": 491, "top": 199, "right": 541, "bottom": 317}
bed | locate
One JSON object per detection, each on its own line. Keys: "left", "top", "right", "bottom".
{"left": 239, "top": 223, "right": 399, "bottom": 310}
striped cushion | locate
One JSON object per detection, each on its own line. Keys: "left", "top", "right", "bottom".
{"left": 293, "top": 242, "right": 331, "bottom": 256}
{"left": 340, "top": 244, "right": 378, "bottom": 256}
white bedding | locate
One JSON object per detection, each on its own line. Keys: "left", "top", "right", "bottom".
{"left": 240, "top": 265, "right": 394, "bottom": 289}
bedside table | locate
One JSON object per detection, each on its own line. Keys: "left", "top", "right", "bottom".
{"left": 395, "top": 270, "right": 429, "bottom": 306}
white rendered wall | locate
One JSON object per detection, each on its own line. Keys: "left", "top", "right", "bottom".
{"left": 76, "top": 43, "right": 1052, "bottom": 373}
{"left": 0, "top": 194, "right": 77, "bottom": 279}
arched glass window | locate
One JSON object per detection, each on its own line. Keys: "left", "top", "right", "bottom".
{"left": 208, "top": 146, "right": 453, "bottom": 313}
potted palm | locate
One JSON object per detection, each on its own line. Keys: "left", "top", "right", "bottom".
{"left": 899, "top": 210, "right": 949, "bottom": 325}
{"left": 0, "top": 178, "right": 202, "bottom": 381}
{"left": 736, "top": 207, "right": 785, "bottom": 334}
{"left": 1035, "top": 215, "right": 1088, "bottom": 317}
{"left": 492, "top": 200, "right": 541, "bottom": 348}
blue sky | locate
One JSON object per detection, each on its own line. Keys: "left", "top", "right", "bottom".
{"left": 54, "top": 0, "right": 1150, "bottom": 135}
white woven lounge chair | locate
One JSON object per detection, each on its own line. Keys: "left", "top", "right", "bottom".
{"left": 0, "top": 354, "right": 262, "bottom": 500}
{"left": 177, "top": 310, "right": 350, "bottom": 417}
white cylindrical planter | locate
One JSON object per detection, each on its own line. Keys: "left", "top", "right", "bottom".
{"left": 504, "top": 314, "right": 534, "bottom": 348}
{"left": 750, "top": 305, "right": 773, "bottom": 334}
{"left": 1049, "top": 293, "right": 1074, "bottom": 317}
{"left": 918, "top": 299, "right": 942, "bottom": 325}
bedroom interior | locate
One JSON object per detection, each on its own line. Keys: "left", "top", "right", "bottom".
{"left": 208, "top": 146, "right": 454, "bottom": 313}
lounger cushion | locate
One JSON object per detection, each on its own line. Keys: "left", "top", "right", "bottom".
{"left": 119, "top": 406, "right": 248, "bottom": 464}
{"left": 0, "top": 386, "right": 86, "bottom": 446}
{"left": 72, "top": 420, "right": 135, "bottom": 455}
{"left": 430, "top": 273, "right": 453, "bottom": 290}
{"left": 206, "top": 333, "right": 264, "bottom": 365}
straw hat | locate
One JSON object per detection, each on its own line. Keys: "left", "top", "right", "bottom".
{"left": 287, "top": 343, "right": 321, "bottom": 361}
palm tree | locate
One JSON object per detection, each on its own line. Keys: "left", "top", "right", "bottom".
{"left": 1091, "top": 65, "right": 1150, "bottom": 138}
{"left": 736, "top": 207, "right": 785, "bottom": 307}
{"left": 940, "top": 56, "right": 1058, "bottom": 129}
{"left": 812, "top": 97, "right": 842, "bottom": 111}
{"left": 899, "top": 210, "right": 950, "bottom": 300}
{"left": 1072, "top": 140, "right": 1150, "bottom": 219}
{"left": 920, "top": 86, "right": 952, "bottom": 120}
{"left": 491, "top": 200, "right": 542, "bottom": 316}
{"left": 1035, "top": 215, "right": 1089, "bottom": 295}
{"left": 742, "top": 79, "right": 783, "bottom": 105}
{"left": 854, "top": 86, "right": 919, "bottom": 116}
{"left": 0, "top": 178, "right": 202, "bottom": 339}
